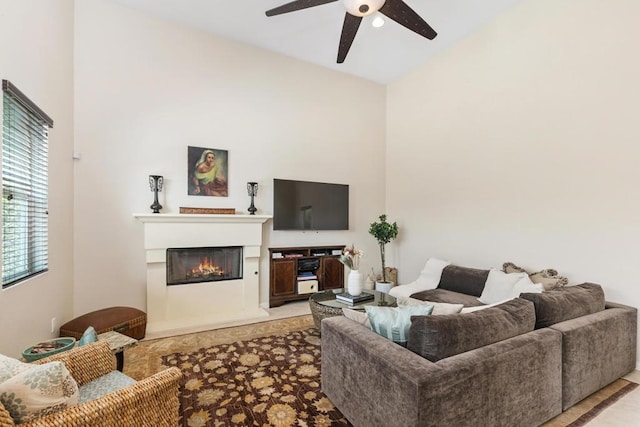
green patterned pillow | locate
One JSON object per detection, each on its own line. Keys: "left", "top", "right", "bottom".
{"left": 0, "top": 358, "right": 78, "bottom": 423}
{"left": 0, "top": 354, "right": 29, "bottom": 383}
{"left": 365, "top": 305, "right": 434, "bottom": 346}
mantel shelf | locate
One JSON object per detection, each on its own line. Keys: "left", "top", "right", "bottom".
{"left": 134, "top": 213, "right": 272, "bottom": 224}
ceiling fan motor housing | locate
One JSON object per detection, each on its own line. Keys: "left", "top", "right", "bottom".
{"left": 342, "top": 0, "right": 386, "bottom": 17}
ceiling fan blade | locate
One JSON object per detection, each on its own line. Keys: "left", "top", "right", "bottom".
{"left": 379, "top": 0, "right": 437, "bottom": 40}
{"left": 266, "top": 0, "right": 339, "bottom": 17}
{"left": 337, "top": 13, "right": 362, "bottom": 63}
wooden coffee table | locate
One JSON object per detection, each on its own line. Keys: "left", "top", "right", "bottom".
{"left": 309, "top": 288, "right": 396, "bottom": 330}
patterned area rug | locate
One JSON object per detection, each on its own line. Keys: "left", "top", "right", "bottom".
{"left": 160, "top": 328, "right": 350, "bottom": 427}
{"left": 128, "top": 316, "right": 636, "bottom": 426}
{"left": 542, "top": 378, "right": 638, "bottom": 427}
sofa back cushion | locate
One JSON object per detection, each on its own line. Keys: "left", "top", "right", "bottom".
{"left": 407, "top": 298, "right": 536, "bottom": 362}
{"left": 520, "top": 283, "right": 605, "bottom": 329}
{"left": 437, "top": 265, "right": 490, "bottom": 297}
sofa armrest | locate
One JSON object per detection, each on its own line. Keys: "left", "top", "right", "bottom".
{"left": 34, "top": 341, "right": 115, "bottom": 386}
{"left": 21, "top": 367, "right": 182, "bottom": 427}
{"left": 550, "top": 304, "right": 637, "bottom": 410}
{"left": 322, "top": 316, "right": 443, "bottom": 427}
{"left": 321, "top": 316, "right": 562, "bottom": 427}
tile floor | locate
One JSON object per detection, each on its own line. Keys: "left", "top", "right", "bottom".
{"left": 587, "top": 370, "right": 640, "bottom": 426}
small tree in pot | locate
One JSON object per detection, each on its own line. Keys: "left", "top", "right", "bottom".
{"left": 368, "top": 214, "right": 398, "bottom": 284}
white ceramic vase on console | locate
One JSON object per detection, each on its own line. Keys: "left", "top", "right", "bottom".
{"left": 347, "top": 270, "right": 363, "bottom": 296}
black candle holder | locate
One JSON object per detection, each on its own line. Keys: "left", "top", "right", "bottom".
{"left": 149, "top": 175, "right": 163, "bottom": 214}
{"left": 247, "top": 182, "right": 258, "bottom": 215}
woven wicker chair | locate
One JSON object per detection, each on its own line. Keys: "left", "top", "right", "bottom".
{"left": 0, "top": 341, "right": 181, "bottom": 426}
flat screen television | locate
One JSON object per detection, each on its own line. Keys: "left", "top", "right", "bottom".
{"left": 273, "top": 179, "right": 349, "bottom": 230}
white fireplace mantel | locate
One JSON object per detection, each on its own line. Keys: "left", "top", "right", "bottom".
{"left": 134, "top": 213, "right": 272, "bottom": 338}
{"left": 134, "top": 213, "right": 272, "bottom": 224}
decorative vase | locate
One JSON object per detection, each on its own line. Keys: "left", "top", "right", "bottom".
{"left": 364, "top": 275, "right": 374, "bottom": 290}
{"left": 348, "top": 270, "right": 363, "bottom": 296}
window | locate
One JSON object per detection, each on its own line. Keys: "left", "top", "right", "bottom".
{"left": 2, "top": 80, "right": 53, "bottom": 288}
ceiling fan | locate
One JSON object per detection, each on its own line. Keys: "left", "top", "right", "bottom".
{"left": 265, "top": 0, "right": 437, "bottom": 63}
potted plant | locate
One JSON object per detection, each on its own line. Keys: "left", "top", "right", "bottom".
{"left": 368, "top": 214, "right": 398, "bottom": 290}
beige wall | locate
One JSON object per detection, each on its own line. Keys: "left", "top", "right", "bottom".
{"left": 73, "top": 0, "right": 386, "bottom": 314}
{"left": 0, "top": 0, "right": 75, "bottom": 357}
{"left": 387, "top": 0, "right": 640, "bottom": 366}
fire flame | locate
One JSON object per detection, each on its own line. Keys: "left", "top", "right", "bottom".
{"left": 190, "top": 257, "right": 224, "bottom": 277}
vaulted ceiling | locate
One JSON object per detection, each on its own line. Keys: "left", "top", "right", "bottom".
{"left": 109, "top": 0, "right": 522, "bottom": 83}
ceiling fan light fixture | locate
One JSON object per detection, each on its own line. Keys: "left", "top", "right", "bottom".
{"left": 342, "top": 0, "right": 386, "bottom": 17}
{"left": 371, "top": 15, "right": 385, "bottom": 28}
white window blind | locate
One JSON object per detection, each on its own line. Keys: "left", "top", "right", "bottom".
{"left": 2, "top": 80, "right": 53, "bottom": 288}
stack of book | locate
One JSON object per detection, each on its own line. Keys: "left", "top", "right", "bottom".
{"left": 297, "top": 271, "right": 317, "bottom": 281}
{"left": 335, "top": 292, "right": 374, "bottom": 305}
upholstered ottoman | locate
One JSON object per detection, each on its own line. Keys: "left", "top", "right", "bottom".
{"left": 60, "top": 306, "right": 147, "bottom": 340}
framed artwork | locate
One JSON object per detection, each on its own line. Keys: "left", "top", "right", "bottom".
{"left": 188, "top": 146, "right": 228, "bottom": 197}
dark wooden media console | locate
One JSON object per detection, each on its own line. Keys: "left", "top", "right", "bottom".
{"left": 269, "top": 245, "right": 345, "bottom": 307}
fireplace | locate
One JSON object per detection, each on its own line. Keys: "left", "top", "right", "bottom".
{"left": 166, "top": 246, "right": 243, "bottom": 285}
{"left": 135, "top": 213, "right": 271, "bottom": 338}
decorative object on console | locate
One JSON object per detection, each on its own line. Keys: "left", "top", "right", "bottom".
{"left": 149, "top": 175, "right": 163, "bottom": 213}
{"left": 247, "top": 181, "right": 258, "bottom": 215}
{"left": 369, "top": 214, "right": 398, "bottom": 289}
{"left": 339, "top": 244, "right": 363, "bottom": 296}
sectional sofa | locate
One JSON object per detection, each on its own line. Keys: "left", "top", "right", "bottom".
{"left": 321, "top": 263, "right": 637, "bottom": 427}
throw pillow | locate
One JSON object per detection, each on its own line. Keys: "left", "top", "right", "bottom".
{"left": 437, "top": 265, "right": 491, "bottom": 297}
{"left": 78, "top": 326, "right": 98, "bottom": 347}
{"left": 520, "top": 283, "right": 605, "bottom": 329}
{"left": 341, "top": 308, "right": 371, "bottom": 329}
{"left": 0, "top": 354, "right": 29, "bottom": 383}
{"left": 407, "top": 298, "right": 536, "bottom": 362}
{"left": 0, "top": 359, "right": 79, "bottom": 423}
{"left": 395, "top": 296, "right": 464, "bottom": 315}
{"left": 477, "top": 269, "right": 529, "bottom": 304}
{"left": 365, "top": 305, "right": 434, "bottom": 346}
{"left": 388, "top": 257, "right": 450, "bottom": 298}
{"left": 503, "top": 262, "right": 568, "bottom": 291}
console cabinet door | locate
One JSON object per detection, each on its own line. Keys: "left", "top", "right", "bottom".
{"left": 271, "top": 260, "right": 296, "bottom": 297}
{"left": 322, "top": 256, "right": 344, "bottom": 290}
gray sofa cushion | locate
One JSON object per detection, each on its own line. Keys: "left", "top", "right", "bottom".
{"left": 409, "top": 288, "right": 484, "bottom": 307}
{"left": 407, "top": 298, "right": 536, "bottom": 362}
{"left": 520, "top": 283, "right": 605, "bottom": 329}
{"left": 437, "top": 265, "right": 489, "bottom": 297}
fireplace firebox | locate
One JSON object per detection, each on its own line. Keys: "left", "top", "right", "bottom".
{"left": 166, "top": 246, "right": 243, "bottom": 286}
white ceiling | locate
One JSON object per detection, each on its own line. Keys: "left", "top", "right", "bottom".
{"left": 108, "top": 0, "right": 522, "bottom": 84}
